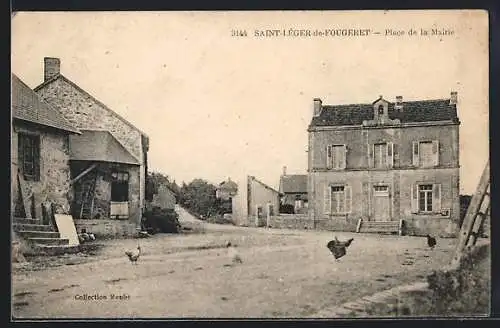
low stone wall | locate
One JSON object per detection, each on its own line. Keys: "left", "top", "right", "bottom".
{"left": 404, "top": 216, "right": 458, "bottom": 238}
{"left": 74, "top": 219, "right": 138, "bottom": 239}
{"left": 267, "top": 214, "right": 312, "bottom": 230}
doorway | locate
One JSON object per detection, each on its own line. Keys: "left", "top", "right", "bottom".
{"left": 372, "top": 185, "right": 390, "bottom": 221}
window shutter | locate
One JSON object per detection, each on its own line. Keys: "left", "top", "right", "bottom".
{"left": 18, "top": 135, "right": 24, "bottom": 176}
{"left": 344, "top": 185, "right": 352, "bottom": 213}
{"left": 367, "top": 143, "right": 373, "bottom": 168}
{"left": 387, "top": 142, "right": 394, "bottom": 168}
{"left": 324, "top": 184, "right": 331, "bottom": 215}
{"left": 34, "top": 137, "right": 40, "bottom": 181}
{"left": 411, "top": 184, "right": 418, "bottom": 213}
{"left": 412, "top": 141, "right": 419, "bottom": 166}
{"left": 432, "top": 140, "right": 439, "bottom": 166}
{"left": 326, "top": 145, "right": 332, "bottom": 169}
{"left": 341, "top": 145, "right": 347, "bottom": 169}
{"left": 433, "top": 183, "right": 441, "bottom": 213}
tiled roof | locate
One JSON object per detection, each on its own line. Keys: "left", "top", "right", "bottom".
{"left": 69, "top": 130, "right": 140, "bottom": 165}
{"left": 218, "top": 179, "right": 238, "bottom": 191}
{"left": 11, "top": 74, "right": 80, "bottom": 133}
{"left": 34, "top": 74, "right": 148, "bottom": 139}
{"left": 310, "top": 99, "right": 459, "bottom": 127}
{"left": 280, "top": 174, "right": 308, "bottom": 194}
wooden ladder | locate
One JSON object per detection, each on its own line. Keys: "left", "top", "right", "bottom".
{"left": 450, "top": 159, "right": 490, "bottom": 268}
{"left": 79, "top": 171, "right": 97, "bottom": 219}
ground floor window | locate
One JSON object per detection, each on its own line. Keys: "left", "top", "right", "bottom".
{"left": 331, "top": 186, "right": 345, "bottom": 213}
{"left": 18, "top": 133, "right": 40, "bottom": 181}
{"left": 419, "top": 184, "right": 433, "bottom": 212}
{"left": 111, "top": 171, "right": 129, "bottom": 202}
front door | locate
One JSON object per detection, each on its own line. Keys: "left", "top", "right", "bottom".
{"left": 372, "top": 185, "right": 390, "bottom": 221}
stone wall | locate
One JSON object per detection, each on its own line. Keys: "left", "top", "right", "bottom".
{"left": 74, "top": 219, "right": 138, "bottom": 238}
{"left": 71, "top": 161, "right": 140, "bottom": 223}
{"left": 36, "top": 77, "right": 146, "bottom": 224}
{"left": 12, "top": 122, "right": 72, "bottom": 218}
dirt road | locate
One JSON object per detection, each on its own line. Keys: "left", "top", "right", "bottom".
{"left": 12, "top": 209, "right": 456, "bottom": 318}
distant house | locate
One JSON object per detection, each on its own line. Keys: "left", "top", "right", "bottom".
{"left": 231, "top": 175, "right": 280, "bottom": 227}
{"left": 279, "top": 166, "right": 308, "bottom": 214}
{"left": 151, "top": 184, "right": 176, "bottom": 210}
{"left": 11, "top": 74, "right": 81, "bottom": 218}
{"left": 216, "top": 178, "right": 238, "bottom": 201}
{"left": 33, "top": 57, "right": 149, "bottom": 229}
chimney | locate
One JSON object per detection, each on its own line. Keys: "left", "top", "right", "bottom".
{"left": 44, "top": 57, "right": 60, "bottom": 81}
{"left": 395, "top": 96, "right": 403, "bottom": 111}
{"left": 313, "top": 98, "right": 322, "bottom": 116}
{"left": 282, "top": 166, "right": 287, "bottom": 176}
{"left": 450, "top": 91, "right": 458, "bottom": 105}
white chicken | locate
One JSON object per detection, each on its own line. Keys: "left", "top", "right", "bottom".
{"left": 226, "top": 241, "right": 242, "bottom": 264}
{"left": 125, "top": 245, "right": 141, "bottom": 265}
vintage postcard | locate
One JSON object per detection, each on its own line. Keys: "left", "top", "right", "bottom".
{"left": 11, "top": 10, "right": 489, "bottom": 319}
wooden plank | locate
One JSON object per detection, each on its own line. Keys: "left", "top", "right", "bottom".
{"left": 70, "top": 163, "right": 97, "bottom": 185}
{"left": 17, "top": 173, "right": 32, "bottom": 218}
{"left": 451, "top": 160, "right": 489, "bottom": 267}
{"left": 54, "top": 214, "right": 80, "bottom": 246}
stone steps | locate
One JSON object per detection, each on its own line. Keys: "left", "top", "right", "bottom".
{"left": 14, "top": 217, "right": 41, "bottom": 225}
{"left": 29, "top": 237, "right": 69, "bottom": 246}
{"left": 13, "top": 223, "right": 54, "bottom": 232}
{"left": 16, "top": 230, "right": 61, "bottom": 239}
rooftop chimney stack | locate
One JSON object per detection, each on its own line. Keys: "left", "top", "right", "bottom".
{"left": 450, "top": 91, "right": 458, "bottom": 105}
{"left": 313, "top": 98, "right": 322, "bottom": 117}
{"left": 44, "top": 57, "right": 60, "bottom": 82}
{"left": 282, "top": 166, "right": 287, "bottom": 176}
{"left": 395, "top": 96, "right": 403, "bottom": 111}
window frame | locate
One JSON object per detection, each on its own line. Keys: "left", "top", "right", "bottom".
{"left": 18, "top": 132, "right": 41, "bottom": 181}
{"left": 418, "top": 184, "right": 433, "bottom": 213}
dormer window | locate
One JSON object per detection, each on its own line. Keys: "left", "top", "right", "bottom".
{"left": 378, "top": 105, "right": 384, "bottom": 115}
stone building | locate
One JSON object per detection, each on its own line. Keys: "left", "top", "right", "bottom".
{"left": 150, "top": 184, "right": 176, "bottom": 210}
{"left": 11, "top": 74, "right": 81, "bottom": 218}
{"left": 279, "top": 166, "right": 308, "bottom": 214}
{"left": 33, "top": 58, "right": 149, "bottom": 228}
{"left": 307, "top": 94, "right": 460, "bottom": 237}
{"left": 231, "top": 175, "right": 280, "bottom": 227}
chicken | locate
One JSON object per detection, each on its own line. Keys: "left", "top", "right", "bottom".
{"left": 426, "top": 234, "right": 437, "bottom": 250}
{"left": 327, "top": 236, "right": 354, "bottom": 261}
{"left": 125, "top": 245, "right": 141, "bottom": 264}
{"left": 226, "top": 241, "right": 242, "bottom": 264}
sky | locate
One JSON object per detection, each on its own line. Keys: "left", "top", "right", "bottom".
{"left": 11, "top": 10, "right": 488, "bottom": 193}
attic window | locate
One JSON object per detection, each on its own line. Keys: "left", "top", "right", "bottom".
{"left": 378, "top": 105, "right": 384, "bottom": 115}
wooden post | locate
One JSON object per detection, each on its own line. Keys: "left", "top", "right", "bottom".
{"left": 450, "top": 160, "right": 489, "bottom": 268}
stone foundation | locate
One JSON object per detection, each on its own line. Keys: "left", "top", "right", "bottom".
{"left": 74, "top": 219, "right": 138, "bottom": 239}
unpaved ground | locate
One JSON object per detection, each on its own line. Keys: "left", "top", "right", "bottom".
{"left": 12, "top": 208, "right": 457, "bottom": 319}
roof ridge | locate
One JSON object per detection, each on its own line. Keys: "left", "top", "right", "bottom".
{"left": 34, "top": 74, "right": 149, "bottom": 138}
{"left": 12, "top": 73, "right": 81, "bottom": 134}
{"left": 323, "top": 98, "right": 451, "bottom": 108}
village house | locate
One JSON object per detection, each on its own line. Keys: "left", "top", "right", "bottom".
{"left": 11, "top": 74, "right": 81, "bottom": 219}
{"left": 215, "top": 178, "right": 238, "bottom": 214}
{"left": 307, "top": 93, "right": 460, "bottom": 237}
{"left": 279, "top": 166, "right": 308, "bottom": 214}
{"left": 33, "top": 57, "right": 149, "bottom": 233}
{"left": 231, "top": 175, "right": 280, "bottom": 227}
{"left": 150, "top": 184, "right": 177, "bottom": 210}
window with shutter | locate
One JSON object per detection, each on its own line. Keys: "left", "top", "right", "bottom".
{"left": 418, "top": 184, "right": 433, "bottom": 212}
{"left": 331, "top": 185, "right": 345, "bottom": 214}
{"left": 18, "top": 133, "right": 41, "bottom": 181}
{"left": 344, "top": 185, "right": 352, "bottom": 213}
{"left": 432, "top": 140, "right": 439, "bottom": 166}
{"left": 410, "top": 184, "right": 418, "bottom": 213}
{"left": 374, "top": 143, "right": 387, "bottom": 168}
{"left": 326, "top": 145, "right": 332, "bottom": 169}
{"left": 324, "top": 184, "right": 331, "bottom": 215}
{"left": 412, "top": 141, "right": 419, "bottom": 166}
{"left": 419, "top": 141, "right": 434, "bottom": 167}
{"left": 387, "top": 142, "right": 394, "bottom": 168}
{"left": 433, "top": 183, "right": 441, "bottom": 212}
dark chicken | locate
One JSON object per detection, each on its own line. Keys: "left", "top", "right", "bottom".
{"left": 426, "top": 234, "right": 437, "bottom": 250}
{"left": 327, "top": 236, "right": 354, "bottom": 261}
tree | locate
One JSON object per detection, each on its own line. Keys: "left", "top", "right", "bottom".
{"left": 179, "top": 179, "right": 219, "bottom": 217}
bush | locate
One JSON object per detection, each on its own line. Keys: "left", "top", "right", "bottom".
{"left": 142, "top": 207, "right": 180, "bottom": 233}
{"left": 279, "top": 204, "right": 295, "bottom": 214}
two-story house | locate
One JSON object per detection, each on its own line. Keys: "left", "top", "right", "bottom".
{"left": 307, "top": 93, "right": 460, "bottom": 237}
